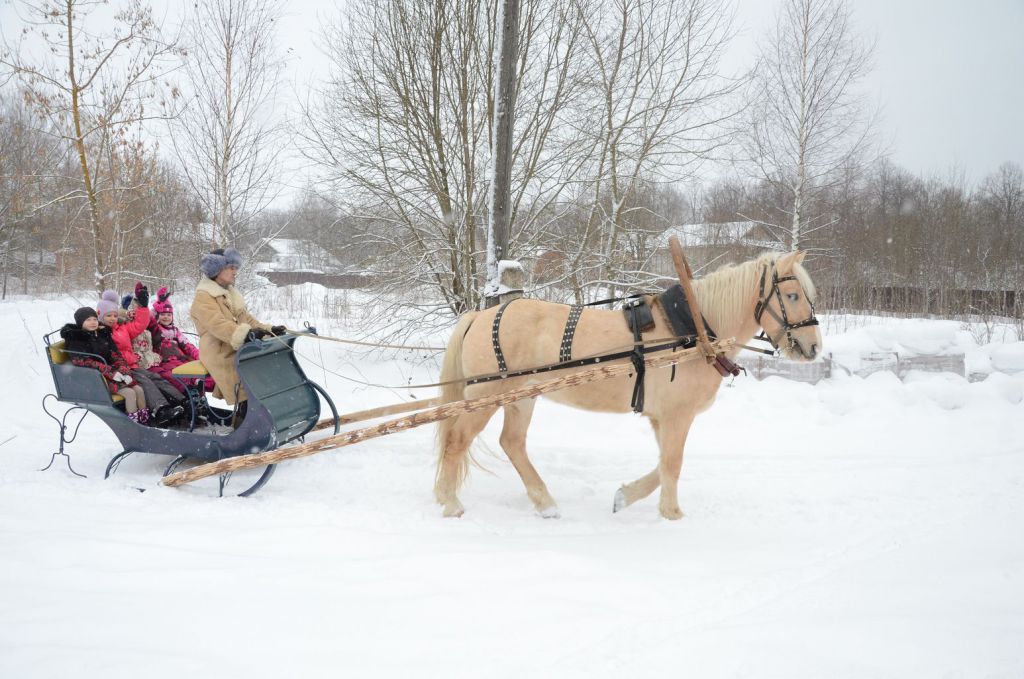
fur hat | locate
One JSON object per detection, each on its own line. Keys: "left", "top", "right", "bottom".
{"left": 96, "top": 290, "right": 121, "bottom": 319}
{"left": 152, "top": 286, "right": 174, "bottom": 315}
{"left": 200, "top": 247, "right": 243, "bottom": 279}
{"left": 74, "top": 307, "right": 97, "bottom": 327}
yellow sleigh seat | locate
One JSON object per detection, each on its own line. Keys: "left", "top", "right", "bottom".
{"left": 171, "top": 360, "right": 209, "bottom": 379}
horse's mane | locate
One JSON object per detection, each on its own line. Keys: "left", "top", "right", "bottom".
{"left": 690, "top": 252, "right": 816, "bottom": 336}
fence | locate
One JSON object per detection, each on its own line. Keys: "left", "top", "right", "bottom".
{"left": 743, "top": 352, "right": 967, "bottom": 384}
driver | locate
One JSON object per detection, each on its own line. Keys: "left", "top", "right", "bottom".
{"left": 190, "top": 247, "right": 286, "bottom": 426}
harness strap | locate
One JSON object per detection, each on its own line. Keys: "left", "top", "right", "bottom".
{"left": 559, "top": 305, "right": 584, "bottom": 363}
{"left": 491, "top": 298, "right": 519, "bottom": 374}
{"left": 627, "top": 304, "right": 646, "bottom": 413}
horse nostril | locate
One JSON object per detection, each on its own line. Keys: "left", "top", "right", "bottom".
{"left": 809, "top": 343, "right": 818, "bottom": 359}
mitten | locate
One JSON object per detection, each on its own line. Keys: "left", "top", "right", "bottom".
{"left": 270, "top": 325, "right": 287, "bottom": 336}
{"left": 246, "top": 328, "right": 270, "bottom": 343}
{"left": 134, "top": 283, "right": 149, "bottom": 308}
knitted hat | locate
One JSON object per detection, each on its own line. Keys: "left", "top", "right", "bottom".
{"left": 152, "top": 286, "right": 174, "bottom": 315}
{"left": 200, "top": 247, "right": 243, "bottom": 279}
{"left": 74, "top": 307, "right": 97, "bottom": 327}
{"left": 96, "top": 290, "right": 121, "bottom": 319}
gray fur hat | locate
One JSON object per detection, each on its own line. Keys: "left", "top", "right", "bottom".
{"left": 200, "top": 247, "right": 243, "bottom": 279}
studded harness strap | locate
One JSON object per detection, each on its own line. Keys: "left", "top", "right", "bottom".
{"left": 491, "top": 298, "right": 518, "bottom": 374}
{"left": 559, "top": 305, "right": 584, "bottom": 363}
{"left": 493, "top": 300, "right": 586, "bottom": 375}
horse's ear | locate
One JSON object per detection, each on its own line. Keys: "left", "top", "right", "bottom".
{"left": 777, "top": 250, "right": 801, "bottom": 271}
{"left": 795, "top": 250, "right": 807, "bottom": 264}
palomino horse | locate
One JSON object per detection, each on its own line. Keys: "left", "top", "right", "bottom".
{"left": 434, "top": 250, "right": 821, "bottom": 519}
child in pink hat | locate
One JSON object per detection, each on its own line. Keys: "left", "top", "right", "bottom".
{"left": 148, "top": 286, "right": 215, "bottom": 393}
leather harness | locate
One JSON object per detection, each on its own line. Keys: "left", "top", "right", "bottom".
{"left": 489, "top": 286, "right": 713, "bottom": 414}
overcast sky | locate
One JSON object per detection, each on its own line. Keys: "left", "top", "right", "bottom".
{"left": 3, "top": 0, "right": 1022, "bottom": 188}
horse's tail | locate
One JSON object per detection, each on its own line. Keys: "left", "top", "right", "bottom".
{"left": 434, "top": 311, "right": 478, "bottom": 493}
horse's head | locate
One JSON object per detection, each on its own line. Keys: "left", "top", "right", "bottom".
{"left": 754, "top": 250, "right": 822, "bottom": 361}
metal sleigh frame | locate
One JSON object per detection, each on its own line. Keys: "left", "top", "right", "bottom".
{"left": 42, "top": 329, "right": 340, "bottom": 496}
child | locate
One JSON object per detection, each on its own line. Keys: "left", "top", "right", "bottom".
{"left": 148, "top": 287, "right": 215, "bottom": 394}
{"left": 97, "top": 287, "right": 187, "bottom": 427}
{"left": 121, "top": 295, "right": 162, "bottom": 371}
{"left": 60, "top": 307, "right": 149, "bottom": 423}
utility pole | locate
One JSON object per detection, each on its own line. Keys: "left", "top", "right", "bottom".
{"left": 483, "top": 0, "right": 523, "bottom": 308}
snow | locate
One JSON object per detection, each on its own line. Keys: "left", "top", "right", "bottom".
{"left": 2, "top": 295, "right": 1023, "bottom": 678}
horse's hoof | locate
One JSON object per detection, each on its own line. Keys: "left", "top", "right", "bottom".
{"left": 442, "top": 503, "right": 465, "bottom": 518}
{"left": 538, "top": 505, "right": 561, "bottom": 519}
{"left": 612, "top": 487, "right": 627, "bottom": 513}
{"left": 659, "top": 506, "right": 684, "bottom": 520}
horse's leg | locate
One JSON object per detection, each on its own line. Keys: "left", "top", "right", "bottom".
{"left": 613, "top": 418, "right": 662, "bottom": 513}
{"left": 499, "top": 398, "right": 559, "bottom": 518}
{"left": 656, "top": 414, "right": 695, "bottom": 520}
{"left": 434, "top": 406, "right": 498, "bottom": 518}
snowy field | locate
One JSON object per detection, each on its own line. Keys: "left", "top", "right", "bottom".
{"left": 2, "top": 290, "right": 1024, "bottom": 678}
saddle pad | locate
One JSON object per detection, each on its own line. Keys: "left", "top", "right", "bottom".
{"left": 658, "top": 284, "right": 716, "bottom": 341}
{"left": 623, "top": 300, "right": 655, "bottom": 334}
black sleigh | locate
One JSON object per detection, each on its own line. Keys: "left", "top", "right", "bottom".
{"left": 42, "top": 329, "right": 340, "bottom": 496}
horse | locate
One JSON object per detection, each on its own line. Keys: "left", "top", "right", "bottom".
{"left": 434, "top": 249, "right": 821, "bottom": 520}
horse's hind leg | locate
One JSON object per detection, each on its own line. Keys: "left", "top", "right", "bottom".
{"left": 434, "top": 407, "right": 497, "bottom": 517}
{"left": 499, "top": 398, "right": 559, "bottom": 518}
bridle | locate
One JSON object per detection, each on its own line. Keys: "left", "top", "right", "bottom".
{"left": 752, "top": 262, "right": 819, "bottom": 355}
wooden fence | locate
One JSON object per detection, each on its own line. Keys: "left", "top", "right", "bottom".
{"left": 743, "top": 352, "right": 967, "bottom": 384}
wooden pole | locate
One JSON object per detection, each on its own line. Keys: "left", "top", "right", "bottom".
{"left": 667, "top": 236, "right": 717, "bottom": 363}
{"left": 162, "top": 339, "right": 733, "bottom": 488}
{"left": 311, "top": 397, "right": 443, "bottom": 432}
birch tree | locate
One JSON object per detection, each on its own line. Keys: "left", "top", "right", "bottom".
{"left": 741, "top": 0, "right": 875, "bottom": 251}
{"left": 167, "top": 0, "right": 286, "bottom": 249}
{"left": 0, "top": 0, "right": 180, "bottom": 291}
{"left": 570, "top": 0, "right": 738, "bottom": 298}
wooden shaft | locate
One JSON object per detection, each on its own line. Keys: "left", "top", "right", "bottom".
{"left": 162, "top": 339, "right": 733, "bottom": 488}
{"left": 311, "top": 397, "right": 443, "bottom": 432}
{"left": 667, "top": 236, "right": 716, "bottom": 362}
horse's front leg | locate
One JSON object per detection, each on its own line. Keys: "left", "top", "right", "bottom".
{"left": 656, "top": 414, "right": 695, "bottom": 520}
{"left": 613, "top": 419, "right": 662, "bottom": 513}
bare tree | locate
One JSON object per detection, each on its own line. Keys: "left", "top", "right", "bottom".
{"left": 741, "top": 0, "right": 875, "bottom": 251}
{"left": 166, "top": 0, "right": 287, "bottom": 249}
{"left": 303, "top": 0, "right": 591, "bottom": 319}
{"left": 563, "top": 0, "right": 738, "bottom": 299}
{"left": 1, "top": 0, "right": 180, "bottom": 292}
{"left": 0, "top": 97, "right": 62, "bottom": 297}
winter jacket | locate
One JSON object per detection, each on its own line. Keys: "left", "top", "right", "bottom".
{"left": 131, "top": 329, "right": 161, "bottom": 370}
{"left": 107, "top": 306, "right": 151, "bottom": 370}
{"left": 59, "top": 324, "right": 135, "bottom": 395}
{"left": 149, "top": 322, "right": 212, "bottom": 393}
{"left": 190, "top": 277, "right": 272, "bottom": 404}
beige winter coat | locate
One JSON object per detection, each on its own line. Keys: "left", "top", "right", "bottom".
{"left": 190, "top": 277, "right": 272, "bottom": 404}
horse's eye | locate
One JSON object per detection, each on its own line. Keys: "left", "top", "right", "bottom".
{"left": 787, "top": 293, "right": 799, "bottom": 302}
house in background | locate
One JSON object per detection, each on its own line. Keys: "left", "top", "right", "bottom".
{"left": 253, "top": 238, "right": 370, "bottom": 288}
{"left": 649, "top": 221, "right": 784, "bottom": 278}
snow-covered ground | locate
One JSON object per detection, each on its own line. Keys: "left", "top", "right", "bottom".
{"left": 2, "top": 291, "right": 1023, "bottom": 678}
